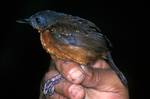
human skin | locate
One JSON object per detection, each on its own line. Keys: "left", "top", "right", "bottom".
{"left": 42, "top": 59, "right": 129, "bottom": 99}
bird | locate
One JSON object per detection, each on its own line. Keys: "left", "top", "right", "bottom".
{"left": 17, "top": 10, "right": 127, "bottom": 98}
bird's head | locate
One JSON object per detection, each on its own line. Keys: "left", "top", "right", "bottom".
{"left": 17, "top": 10, "right": 65, "bottom": 33}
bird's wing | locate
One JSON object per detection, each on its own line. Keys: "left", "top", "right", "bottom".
{"left": 49, "top": 16, "right": 111, "bottom": 53}
{"left": 68, "top": 15, "right": 112, "bottom": 48}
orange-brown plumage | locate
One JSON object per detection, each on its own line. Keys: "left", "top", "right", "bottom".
{"left": 40, "top": 30, "right": 104, "bottom": 65}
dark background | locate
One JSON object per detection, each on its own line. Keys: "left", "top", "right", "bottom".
{"left": 0, "top": 0, "right": 139, "bottom": 99}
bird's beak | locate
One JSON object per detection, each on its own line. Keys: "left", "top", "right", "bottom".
{"left": 16, "top": 19, "right": 30, "bottom": 24}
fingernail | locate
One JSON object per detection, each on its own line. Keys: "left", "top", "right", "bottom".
{"left": 68, "top": 68, "right": 85, "bottom": 84}
{"left": 69, "top": 85, "right": 84, "bottom": 98}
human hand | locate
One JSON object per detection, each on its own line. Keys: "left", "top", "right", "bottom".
{"left": 41, "top": 59, "right": 129, "bottom": 99}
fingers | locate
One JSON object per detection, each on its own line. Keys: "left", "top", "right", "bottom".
{"left": 54, "top": 59, "right": 124, "bottom": 89}
{"left": 82, "top": 68, "right": 124, "bottom": 88}
{"left": 42, "top": 59, "right": 126, "bottom": 99}
{"left": 54, "top": 59, "right": 110, "bottom": 85}
{"left": 42, "top": 65, "right": 85, "bottom": 99}
{"left": 55, "top": 60, "right": 85, "bottom": 84}
{"left": 55, "top": 81, "right": 85, "bottom": 99}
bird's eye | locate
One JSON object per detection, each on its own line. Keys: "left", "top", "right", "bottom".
{"left": 35, "top": 17, "right": 41, "bottom": 24}
{"left": 34, "top": 16, "right": 47, "bottom": 28}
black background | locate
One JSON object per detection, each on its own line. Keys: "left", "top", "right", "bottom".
{"left": 0, "top": 0, "right": 139, "bottom": 99}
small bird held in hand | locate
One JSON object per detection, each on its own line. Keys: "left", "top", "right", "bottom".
{"left": 17, "top": 10, "right": 127, "bottom": 97}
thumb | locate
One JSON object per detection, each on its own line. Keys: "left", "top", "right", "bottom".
{"left": 81, "top": 65, "right": 125, "bottom": 89}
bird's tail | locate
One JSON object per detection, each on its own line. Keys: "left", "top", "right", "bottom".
{"left": 106, "top": 52, "right": 128, "bottom": 87}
